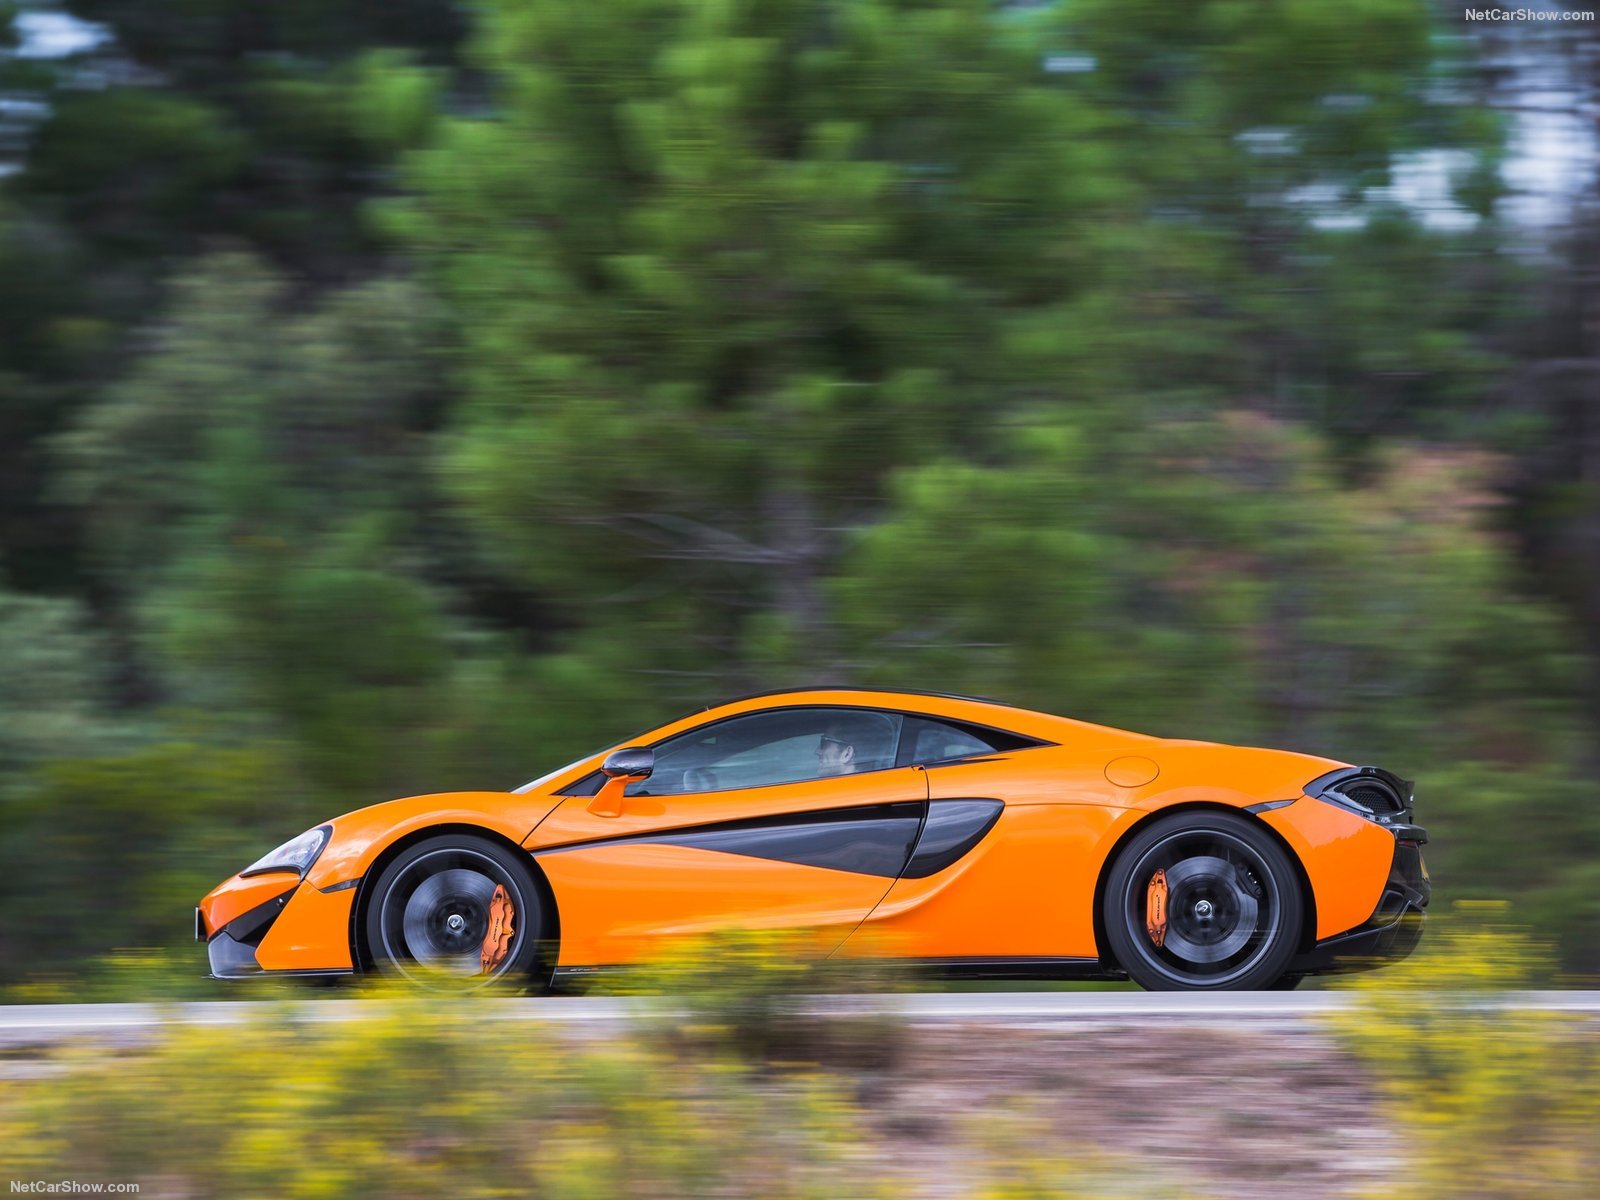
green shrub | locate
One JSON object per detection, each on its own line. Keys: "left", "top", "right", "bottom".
{"left": 589, "top": 929, "right": 912, "bottom": 1073}
{"left": 1329, "top": 902, "right": 1600, "bottom": 1198}
{"left": 0, "top": 995, "right": 895, "bottom": 1200}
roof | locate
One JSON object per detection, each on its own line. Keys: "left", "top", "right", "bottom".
{"left": 706, "top": 685, "right": 1022, "bottom": 711}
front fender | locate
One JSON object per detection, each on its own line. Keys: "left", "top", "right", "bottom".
{"left": 303, "top": 792, "right": 564, "bottom": 890}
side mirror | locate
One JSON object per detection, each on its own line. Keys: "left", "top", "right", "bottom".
{"left": 602, "top": 747, "right": 653, "bottom": 780}
{"left": 590, "top": 748, "right": 652, "bottom": 819}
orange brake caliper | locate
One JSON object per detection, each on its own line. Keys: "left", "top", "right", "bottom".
{"left": 480, "top": 884, "right": 516, "bottom": 974}
{"left": 1146, "top": 869, "right": 1169, "bottom": 949}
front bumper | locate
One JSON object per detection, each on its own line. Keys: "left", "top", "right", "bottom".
{"left": 197, "top": 885, "right": 294, "bottom": 977}
{"left": 197, "top": 875, "right": 358, "bottom": 979}
{"left": 1290, "top": 830, "right": 1430, "bottom": 975}
{"left": 206, "top": 930, "right": 269, "bottom": 978}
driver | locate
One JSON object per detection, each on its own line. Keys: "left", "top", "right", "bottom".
{"left": 815, "top": 724, "right": 860, "bottom": 776}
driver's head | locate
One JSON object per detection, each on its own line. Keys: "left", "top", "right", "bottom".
{"left": 815, "top": 725, "right": 858, "bottom": 776}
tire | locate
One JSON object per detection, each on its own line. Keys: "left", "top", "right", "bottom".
{"left": 363, "top": 834, "right": 548, "bottom": 986}
{"left": 1103, "top": 810, "right": 1303, "bottom": 991}
{"left": 1265, "top": 973, "right": 1305, "bottom": 990}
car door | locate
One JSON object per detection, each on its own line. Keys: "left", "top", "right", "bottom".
{"left": 844, "top": 712, "right": 1103, "bottom": 960}
{"left": 526, "top": 707, "right": 929, "bottom": 966}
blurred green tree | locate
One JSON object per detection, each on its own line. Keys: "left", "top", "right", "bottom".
{"left": 1061, "top": 0, "right": 1515, "bottom": 445}
{"left": 0, "top": 0, "right": 462, "bottom": 593}
{"left": 31, "top": 0, "right": 462, "bottom": 266}
{"left": 1, "top": 0, "right": 1597, "bottom": 984}
{"left": 389, "top": 0, "right": 1137, "bottom": 691}
{"left": 55, "top": 255, "right": 456, "bottom": 789}
{"left": 0, "top": 741, "right": 299, "bottom": 979}
{"left": 56, "top": 253, "right": 657, "bottom": 797}
{"left": 392, "top": 0, "right": 1515, "bottom": 694}
{"left": 838, "top": 411, "right": 1584, "bottom": 759}
{"left": 0, "top": 587, "right": 118, "bottom": 778}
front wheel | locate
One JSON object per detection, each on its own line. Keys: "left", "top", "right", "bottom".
{"left": 363, "top": 834, "right": 547, "bottom": 986}
{"left": 1103, "top": 810, "right": 1303, "bottom": 991}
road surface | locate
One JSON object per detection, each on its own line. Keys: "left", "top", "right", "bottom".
{"left": 2, "top": 989, "right": 1597, "bottom": 1045}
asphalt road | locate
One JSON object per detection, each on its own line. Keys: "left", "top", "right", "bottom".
{"left": 2, "top": 990, "right": 1598, "bottom": 1045}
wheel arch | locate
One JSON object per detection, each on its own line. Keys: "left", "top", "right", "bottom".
{"left": 350, "top": 822, "right": 560, "bottom": 977}
{"left": 1089, "top": 801, "right": 1318, "bottom": 973}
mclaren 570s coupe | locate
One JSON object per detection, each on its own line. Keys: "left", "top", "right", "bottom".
{"left": 198, "top": 688, "right": 1428, "bottom": 991}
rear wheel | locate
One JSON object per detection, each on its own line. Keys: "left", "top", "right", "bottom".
{"left": 364, "top": 835, "right": 547, "bottom": 986}
{"left": 1103, "top": 810, "right": 1303, "bottom": 991}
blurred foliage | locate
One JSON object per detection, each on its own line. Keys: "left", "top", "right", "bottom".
{"left": 0, "top": 996, "right": 898, "bottom": 1198}
{"left": 1, "top": 928, "right": 1593, "bottom": 1197}
{"left": 589, "top": 929, "right": 912, "bottom": 1070}
{"left": 386, "top": 0, "right": 1510, "bottom": 670}
{"left": 842, "top": 416, "right": 1585, "bottom": 757}
{"left": 0, "top": 588, "right": 118, "bottom": 774}
{"left": 1330, "top": 902, "right": 1600, "bottom": 1196}
{"left": 0, "top": 952, "right": 1196, "bottom": 1198}
{"left": 0, "top": 0, "right": 1597, "bottom": 989}
{"left": 0, "top": 0, "right": 465, "bottom": 592}
{"left": 388, "top": 0, "right": 1133, "bottom": 678}
{"left": 26, "top": 0, "right": 464, "bottom": 264}
{"left": 0, "top": 739, "right": 306, "bottom": 979}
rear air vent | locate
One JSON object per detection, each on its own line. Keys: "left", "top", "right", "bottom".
{"left": 1344, "top": 782, "right": 1404, "bottom": 816}
{"left": 1303, "top": 765, "right": 1415, "bottom": 823}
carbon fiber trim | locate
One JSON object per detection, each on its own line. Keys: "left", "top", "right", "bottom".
{"left": 904, "top": 799, "right": 1004, "bottom": 878}
{"left": 212, "top": 886, "right": 295, "bottom": 947}
{"left": 533, "top": 802, "right": 925, "bottom": 878}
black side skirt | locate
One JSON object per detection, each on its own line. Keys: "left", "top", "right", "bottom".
{"left": 551, "top": 955, "right": 1113, "bottom": 987}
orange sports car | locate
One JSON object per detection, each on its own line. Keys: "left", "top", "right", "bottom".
{"left": 197, "top": 688, "right": 1429, "bottom": 991}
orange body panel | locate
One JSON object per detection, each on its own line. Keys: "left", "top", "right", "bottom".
{"left": 256, "top": 882, "right": 356, "bottom": 971}
{"left": 1260, "top": 798, "right": 1395, "bottom": 939}
{"left": 200, "top": 687, "right": 1416, "bottom": 981}
{"left": 1143, "top": 743, "right": 1346, "bottom": 807}
{"left": 923, "top": 747, "right": 1132, "bottom": 809}
{"left": 529, "top": 766, "right": 928, "bottom": 964}
{"left": 304, "top": 792, "right": 563, "bottom": 890}
{"left": 538, "top": 844, "right": 898, "bottom": 965}
{"left": 199, "top": 872, "right": 299, "bottom": 936}
{"left": 842, "top": 802, "right": 1128, "bottom": 959}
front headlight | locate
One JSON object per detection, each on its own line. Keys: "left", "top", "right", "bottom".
{"left": 240, "top": 824, "right": 332, "bottom": 878}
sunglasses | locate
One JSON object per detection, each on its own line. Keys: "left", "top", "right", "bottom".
{"left": 817, "top": 735, "right": 850, "bottom": 753}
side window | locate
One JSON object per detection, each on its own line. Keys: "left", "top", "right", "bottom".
{"left": 901, "top": 717, "right": 1001, "bottom": 765}
{"left": 632, "top": 708, "right": 904, "bottom": 796}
